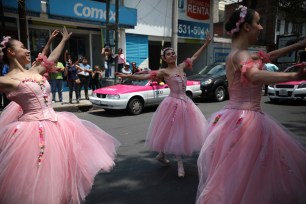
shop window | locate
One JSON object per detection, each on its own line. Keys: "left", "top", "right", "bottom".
{"left": 29, "top": 29, "right": 50, "bottom": 63}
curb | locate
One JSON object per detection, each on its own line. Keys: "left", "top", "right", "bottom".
{"left": 52, "top": 100, "right": 93, "bottom": 112}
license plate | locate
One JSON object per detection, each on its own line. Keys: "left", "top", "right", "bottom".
{"left": 279, "top": 89, "right": 288, "bottom": 96}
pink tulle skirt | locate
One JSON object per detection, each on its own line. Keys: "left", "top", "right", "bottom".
{"left": 0, "top": 103, "right": 120, "bottom": 204}
{"left": 196, "top": 108, "right": 306, "bottom": 204}
{"left": 146, "top": 96, "right": 208, "bottom": 156}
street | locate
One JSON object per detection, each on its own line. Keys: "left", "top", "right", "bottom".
{"left": 70, "top": 96, "right": 306, "bottom": 204}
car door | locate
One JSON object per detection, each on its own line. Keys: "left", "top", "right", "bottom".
{"left": 146, "top": 81, "right": 170, "bottom": 105}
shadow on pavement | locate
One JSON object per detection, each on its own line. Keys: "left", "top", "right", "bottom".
{"left": 85, "top": 151, "right": 200, "bottom": 204}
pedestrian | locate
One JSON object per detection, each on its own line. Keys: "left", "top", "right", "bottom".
{"left": 101, "top": 44, "right": 114, "bottom": 78}
{"left": 263, "top": 63, "right": 279, "bottom": 95}
{"left": 114, "top": 48, "right": 125, "bottom": 73}
{"left": 91, "top": 65, "right": 102, "bottom": 93}
{"left": 49, "top": 59, "right": 65, "bottom": 103}
{"left": 64, "top": 57, "right": 80, "bottom": 103}
{"left": 131, "top": 61, "right": 140, "bottom": 74}
{"left": 76, "top": 56, "right": 91, "bottom": 100}
{"left": 0, "top": 27, "right": 120, "bottom": 204}
{"left": 121, "top": 62, "right": 132, "bottom": 75}
{"left": 196, "top": 6, "right": 306, "bottom": 204}
{"left": 116, "top": 37, "right": 211, "bottom": 178}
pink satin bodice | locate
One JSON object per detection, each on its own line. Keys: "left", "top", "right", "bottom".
{"left": 225, "top": 70, "right": 263, "bottom": 112}
{"left": 6, "top": 79, "right": 57, "bottom": 121}
{"left": 165, "top": 74, "right": 189, "bottom": 101}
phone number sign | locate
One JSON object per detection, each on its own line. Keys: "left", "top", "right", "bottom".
{"left": 178, "top": 19, "right": 210, "bottom": 39}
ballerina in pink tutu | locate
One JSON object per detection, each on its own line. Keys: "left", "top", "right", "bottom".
{"left": 116, "top": 37, "right": 211, "bottom": 178}
{"left": 0, "top": 27, "right": 120, "bottom": 204}
{"left": 196, "top": 5, "right": 306, "bottom": 204}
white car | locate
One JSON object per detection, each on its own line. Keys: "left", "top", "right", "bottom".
{"left": 268, "top": 65, "right": 306, "bottom": 102}
{"left": 90, "top": 75, "right": 201, "bottom": 115}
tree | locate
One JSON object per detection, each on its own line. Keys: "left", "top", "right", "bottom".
{"left": 277, "top": 0, "right": 306, "bottom": 23}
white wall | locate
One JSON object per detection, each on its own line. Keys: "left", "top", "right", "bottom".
{"left": 124, "top": 0, "right": 172, "bottom": 37}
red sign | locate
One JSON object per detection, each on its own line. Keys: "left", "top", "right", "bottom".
{"left": 186, "top": 0, "right": 210, "bottom": 20}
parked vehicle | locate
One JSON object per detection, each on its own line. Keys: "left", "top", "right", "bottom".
{"left": 268, "top": 64, "right": 306, "bottom": 103}
{"left": 89, "top": 73, "right": 201, "bottom": 115}
{"left": 187, "top": 62, "right": 228, "bottom": 102}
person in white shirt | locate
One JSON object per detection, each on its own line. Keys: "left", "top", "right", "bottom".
{"left": 76, "top": 57, "right": 91, "bottom": 100}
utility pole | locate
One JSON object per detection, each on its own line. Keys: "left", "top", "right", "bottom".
{"left": 171, "top": 0, "right": 178, "bottom": 53}
{"left": 172, "top": 0, "right": 178, "bottom": 56}
{"left": 114, "top": 0, "right": 119, "bottom": 84}
{"left": 105, "top": 0, "right": 110, "bottom": 45}
{"left": 18, "top": 0, "right": 28, "bottom": 48}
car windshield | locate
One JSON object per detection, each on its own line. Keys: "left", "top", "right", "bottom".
{"left": 121, "top": 78, "right": 149, "bottom": 86}
{"left": 198, "top": 64, "right": 225, "bottom": 75}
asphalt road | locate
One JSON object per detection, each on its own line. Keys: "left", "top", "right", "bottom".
{"left": 68, "top": 96, "right": 306, "bottom": 204}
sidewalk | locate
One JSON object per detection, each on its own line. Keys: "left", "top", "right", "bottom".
{"left": 51, "top": 91, "right": 93, "bottom": 112}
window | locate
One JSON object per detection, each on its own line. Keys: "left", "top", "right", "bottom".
{"left": 276, "top": 20, "right": 281, "bottom": 32}
{"left": 285, "top": 21, "right": 289, "bottom": 34}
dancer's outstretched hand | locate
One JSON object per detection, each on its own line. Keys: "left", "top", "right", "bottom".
{"left": 296, "top": 62, "right": 306, "bottom": 80}
{"left": 61, "top": 26, "right": 72, "bottom": 41}
{"left": 115, "top": 72, "right": 129, "bottom": 78}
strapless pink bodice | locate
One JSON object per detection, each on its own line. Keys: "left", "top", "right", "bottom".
{"left": 6, "top": 79, "right": 57, "bottom": 121}
{"left": 225, "top": 71, "right": 263, "bottom": 112}
{"left": 165, "top": 74, "right": 189, "bottom": 101}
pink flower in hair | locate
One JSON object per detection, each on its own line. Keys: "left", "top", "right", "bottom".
{"left": 227, "top": 6, "right": 248, "bottom": 36}
{"left": 0, "top": 36, "right": 11, "bottom": 49}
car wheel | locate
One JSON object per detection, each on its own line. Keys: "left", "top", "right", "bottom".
{"left": 186, "top": 91, "right": 192, "bottom": 99}
{"left": 269, "top": 98, "right": 279, "bottom": 103}
{"left": 127, "top": 98, "right": 144, "bottom": 115}
{"left": 214, "top": 86, "right": 226, "bottom": 102}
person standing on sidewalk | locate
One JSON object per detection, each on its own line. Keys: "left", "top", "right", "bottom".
{"left": 114, "top": 48, "right": 125, "bottom": 73}
{"left": 64, "top": 57, "right": 80, "bottom": 103}
{"left": 77, "top": 57, "right": 91, "bottom": 100}
{"left": 101, "top": 44, "right": 114, "bottom": 78}
{"left": 50, "top": 59, "right": 65, "bottom": 103}
{"left": 116, "top": 37, "right": 211, "bottom": 178}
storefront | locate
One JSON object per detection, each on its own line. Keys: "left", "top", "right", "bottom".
{"left": 2, "top": 0, "right": 137, "bottom": 67}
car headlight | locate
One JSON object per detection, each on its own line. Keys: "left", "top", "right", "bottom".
{"left": 201, "top": 79, "right": 212, "bottom": 86}
{"left": 297, "top": 83, "right": 306, "bottom": 88}
{"left": 268, "top": 84, "right": 274, "bottom": 88}
{"left": 106, "top": 94, "right": 120, "bottom": 99}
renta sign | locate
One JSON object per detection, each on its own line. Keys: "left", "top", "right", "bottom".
{"left": 49, "top": 0, "right": 137, "bottom": 26}
{"left": 186, "top": 0, "right": 210, "bottom": 20}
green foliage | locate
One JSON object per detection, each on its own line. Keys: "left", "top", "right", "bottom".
{"left": 278, "top": 0, "right": 306, "bottom": 23}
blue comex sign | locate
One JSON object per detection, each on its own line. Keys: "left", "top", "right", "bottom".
{"left": 3, "top": 0, "right": 41, "bottom": 13}
{"left": 48, "top": 0, "right": 137, "bottom": 26}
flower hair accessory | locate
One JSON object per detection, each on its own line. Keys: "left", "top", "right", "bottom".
{"left": 0, "top": 36, "right": 11, "bottom": 49}
{"left": 227, "top": 5, "right": 247, "bottom": 36}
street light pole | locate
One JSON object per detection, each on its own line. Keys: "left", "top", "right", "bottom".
{"left": 105, "top": 0, "right": 110, "bottom": 45}
{"left": 172, "top": 0, "right": 178, "bottom": 61}
{"left": 114, "top": 0, "right": 119, "bottom": 84}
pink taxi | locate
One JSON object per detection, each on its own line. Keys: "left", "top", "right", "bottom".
{"left": 268, "top": 65, "right": 306, "bottom": 103}
{"left": 89, "top": 75, "right": 201, "bottom": 115}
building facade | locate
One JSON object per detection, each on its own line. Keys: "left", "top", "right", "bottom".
{"left": 1, "top": 0, "right": 137, "bottom": 68}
